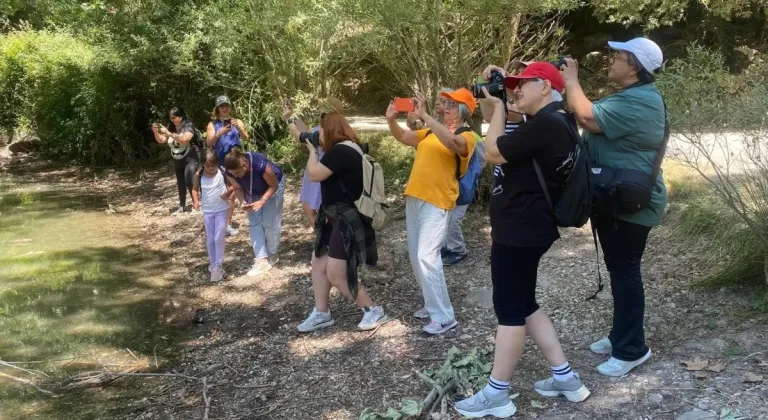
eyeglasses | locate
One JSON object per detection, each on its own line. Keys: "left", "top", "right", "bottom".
{"left": 517, "top": 78, "right": 541, "bottom": 89}
{"left": 443, "top": 100, "right": 459, "bottom": 109}
{"left": 609, "top": 51, "right": 629, "bottom": 64}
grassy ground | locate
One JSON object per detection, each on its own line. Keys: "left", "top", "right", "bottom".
{"left": 662, "top": 161, "right": 767, "bottom": 291}
{"left": 0, "top": 172, "right": 181, "bottom": 419}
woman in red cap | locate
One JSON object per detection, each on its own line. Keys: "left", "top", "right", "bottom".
{"left": 454, "top": 63, "right": 590, "bottom": 418}
{"left": 385, "top": 88, "right": 478, "bottom": 335}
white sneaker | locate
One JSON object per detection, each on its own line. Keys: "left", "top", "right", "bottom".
{"left": 226, "top": 225, "right": 239, "bottom": 236}
{"left": 297, "top": 308, "right": 335, "bottom": 333}
{"left": 590, "top": 336, "right": 612, "bottom": 355}
{"left": 247, "top": 258, "right": 272, "bottom": 277}
{"left": 597, "top": 349, "right": 652, "bottom": 377}
{"left": 173, "top": 206, "right": 185, "bottom": 215}
{"left": 423, "top": 320, "right": 458, "bottom": 335}
{"left": 358, "top": 306, "right": 387, "bottom": 331}
{"left": 454, "top": 389, "right": 516, "bottom": 418}
{"left": 533, "top": 374, "right": 591, "bottom": 402}
{"left": 413, "top": 307, "right": 430, "bottom": 319}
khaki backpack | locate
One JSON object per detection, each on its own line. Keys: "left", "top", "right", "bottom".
{"left": 339, "top": 141, "right": 392, "bottom": 231}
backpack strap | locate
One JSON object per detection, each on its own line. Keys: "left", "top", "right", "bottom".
{"left": 532, "top": 159, "right": 553, "bottom": 210}
{"left": 336, "top": 141, "right": 367, "bottom": 202}
{"left": 531, "top": 112, "right": 582, "bottom": 211}
{"left": 649, "top": 98, "right": 670, "bottom": 192}
{"left": 452, "top": 126, "right": 472, "bottom": 180}
{"left": 587, "top": 225, "right": 605, "bottom": 301}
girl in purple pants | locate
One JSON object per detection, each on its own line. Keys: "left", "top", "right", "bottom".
{"left": 192, "top": 149, "right": 231, "bottom": 282}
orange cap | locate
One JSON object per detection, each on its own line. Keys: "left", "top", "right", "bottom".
{"left": 439, "top": 88, "right": 476, "bottom": 114}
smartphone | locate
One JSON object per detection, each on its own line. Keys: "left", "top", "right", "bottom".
{"left": 223, "top": 119, "right": 232, "bottom": 127}
{"left": 283, "top": 98, "right": 293, "bottom": 109}
{"left": 394, "top": 97, "right": 415, "bottom": 113}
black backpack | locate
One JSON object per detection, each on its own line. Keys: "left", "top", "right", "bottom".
{"left": 532, "top": 112, "right": 593, "bottom": 228}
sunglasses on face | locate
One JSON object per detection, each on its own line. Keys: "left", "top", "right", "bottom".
{"left": 517, "top": 78, "right": 541, "bottom": 89}
{"left": 443, "top": 100, "right": 459, "bottom": 109}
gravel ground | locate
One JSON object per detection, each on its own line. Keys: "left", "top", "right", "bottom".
{"left": 5, "top": 152, "right": 767, "bottom": 420}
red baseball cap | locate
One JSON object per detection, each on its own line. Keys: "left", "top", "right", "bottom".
{"left": 504, "top": 62, "right": 565, "bottom": 93}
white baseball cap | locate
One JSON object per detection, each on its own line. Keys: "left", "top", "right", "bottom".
{"left": 608, "top": 38, "right": 663, "bottom": 73}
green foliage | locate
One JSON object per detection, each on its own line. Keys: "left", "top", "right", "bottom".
{"left": 360, "top": 346, "right": 494, "bottom": 419}
{"left": 588, "top": 0, "right": 766, "bottom": 28}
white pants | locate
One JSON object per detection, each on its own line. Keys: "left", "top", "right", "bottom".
{"left": 406, "top": 197, "right": 455, "bottom": 324}
{"left": 443, "top": 204, "right": 468, "bottom": 254}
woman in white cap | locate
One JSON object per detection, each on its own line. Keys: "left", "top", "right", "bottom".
{"left": 206, "top": 95, "right": 250, "bottom": 236}
{"left": 560, "top": 37, "right": 667, "bottom": 377}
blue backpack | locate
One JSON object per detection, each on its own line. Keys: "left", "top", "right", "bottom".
{"left": 424, "top": 127, "right": 483, "bottom": 206}
{"left": 453, "top": 127, "right": 483, "bottom": 206}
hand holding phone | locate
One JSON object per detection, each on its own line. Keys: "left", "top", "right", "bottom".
{"left": 394, "top": 97, "right": 416, "bottom": 113}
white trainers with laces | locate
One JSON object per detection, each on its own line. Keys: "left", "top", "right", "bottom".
{"left": 247, "top": 258, "right": 272, "bottom": 277}
{"left": 590, "top": 336, "right": 612, "bottom": 355}
{"left": 358, "top": 306, "right": 387, "bottom": 331}
{"left": 597, "top": 349, "right": 652, "bottom": 377}
{"left": 297, "top": 308, "right": 335, "bottom": 333}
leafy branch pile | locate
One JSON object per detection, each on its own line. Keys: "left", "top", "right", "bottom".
{"left": 359, "top": 346, "right": 493, "bottom": 420}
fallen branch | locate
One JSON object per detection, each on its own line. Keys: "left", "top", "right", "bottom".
{"left": 202, "top": 377, "right": 211, "bottom": 420}
{"left": 233, "top": 382, "right": 274, "bottom": 389}
{"left": 0, "top": 360, "right": 48, "bottom": 377}
{"left": 60, "top": 370, "right": 198, "bottom": 390}
{"left": 0, "top": 372, "right": 59, "bottom": 397}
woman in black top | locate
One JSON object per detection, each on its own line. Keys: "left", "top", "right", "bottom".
{"left": 296, "top": 112, "right": 387, "bottom": 334}
{"left": 152, "top": 107, "right": 202, "bottom": 214}
{"left": 455, "top": 63, "right": 590, "bottom": 418}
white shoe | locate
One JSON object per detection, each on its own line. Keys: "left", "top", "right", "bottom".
{"left": 226, "top": 225, "right": 239, "bottom": 236}
{"left": 597, "top": 349, "right": 652, "bottom": 377}
{"left": 297, "top": 308, "right": 335, "bottom": 333}
{"left": 454, "top": 389, "right": 516, "bottom": 418}
{"left": 358, "top": 306, "right": 387, "bottom": 331}
{"left": 590, "top": 336, "right": 612, "bottom": 355}
{"left": 423, "top": 320, "right": 458, "bottom": 335}
{"left": 247, "top": 258, "right": 272, "bottom": 277}
{"left": 413, "top": 307, "right": 430, "bottom": 319}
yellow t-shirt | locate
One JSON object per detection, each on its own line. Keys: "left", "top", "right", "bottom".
{"left": 404, "top": 128, "right": 477, "bottom": 210}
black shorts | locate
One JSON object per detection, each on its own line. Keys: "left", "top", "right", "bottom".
{"left": 490, "top": 242, "right": 551, "bottom": 326}
{"left": 319, "top": 219, "right": 347, "bottom": 260}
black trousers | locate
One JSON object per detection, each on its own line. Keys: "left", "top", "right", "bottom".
{"left": 174, "top": 149, "right": 199, "bottom": 208}
{"left": 592, "top": 214, "right": 652, "bottom": 361}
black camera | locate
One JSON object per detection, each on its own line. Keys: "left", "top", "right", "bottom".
{"left": 299, "top": 131, "right": 320, "bottom": 148}
{"left": 550, "top": 55, "right": 571, "bottom": 70}
{"left": 472, "top": 70, "right": 506, "bottom": 100}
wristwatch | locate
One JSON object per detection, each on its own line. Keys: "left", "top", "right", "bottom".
{"left": 286, "top": 117, "right": 297, "bottom": 125}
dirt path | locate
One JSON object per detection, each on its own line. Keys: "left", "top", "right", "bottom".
{"left": 4, "top": 151, "right": 767, "bottom": 420}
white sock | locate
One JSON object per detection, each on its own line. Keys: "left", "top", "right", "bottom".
{"left": 482, "top": 376, "right": 509, "bottom": 398}
{"left": 552, "top": 362, "right": 575, "bottom": 381}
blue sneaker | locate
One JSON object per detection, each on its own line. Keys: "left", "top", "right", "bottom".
{"left": 442, "top": 251, "right": 468, "bottom": 267}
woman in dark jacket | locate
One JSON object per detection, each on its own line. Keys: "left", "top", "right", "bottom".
{"left": 152, "top": 107, "right": 202, "bottom": 214}
{"left": 296, "top": 111, "right": 387, "bottom": 333}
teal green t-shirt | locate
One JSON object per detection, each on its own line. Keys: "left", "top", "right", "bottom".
{"left": 583, "top": 84, "right": 668, "bottom": 227}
